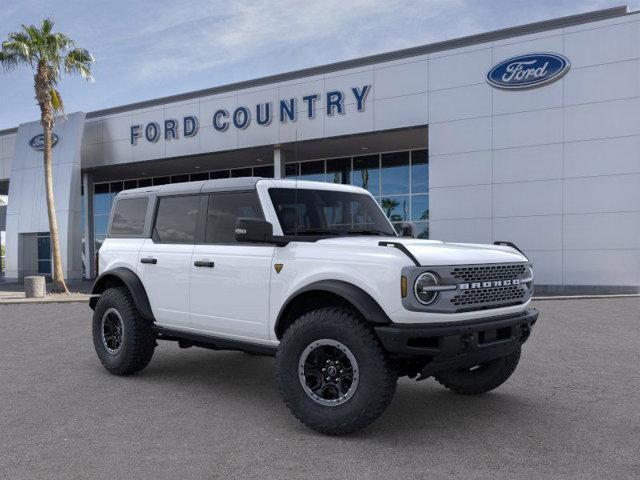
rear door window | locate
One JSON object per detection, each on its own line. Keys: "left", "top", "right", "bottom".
{"left": 205, "top": 192, "right": 263, "bottom": 244}
{"left": 153, "top": 195, "right": 200, "bottom": 244}
{"left": 109, "top": 197, "right": 148, "bottom": 236}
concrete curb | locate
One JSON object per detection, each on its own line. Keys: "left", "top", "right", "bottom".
{"left": 533, "top": 294, "right": 640, "bottom": 301}
{"left": 0, "top": 295, "right": 92, "bottom": 305}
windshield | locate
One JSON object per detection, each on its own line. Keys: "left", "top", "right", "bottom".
{"left": 269, "top": 188, "right": 396, "bottom": 237}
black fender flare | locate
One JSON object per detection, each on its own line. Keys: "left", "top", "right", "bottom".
{"left": 274, "top": 280, "right": 391, "bottom": 338}
{"left": 89, "top": 267, "right": 154, "bottom": 321}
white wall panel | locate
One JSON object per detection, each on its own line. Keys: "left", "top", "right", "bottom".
{"left": 429, "top": 184, "right": 492, "bottom": 220}
{"left": 102, "top": 139, "right": 133, "bottom": 165}
{"left": 564, "top": 135, "right": 640, "bottom": 178}
{"left": 374, "top": 60, "right": 428, "bottom": 100}
{"left": 526, "top": 250, "right": 563, "bottom": 285}
{"left": 564, "top": 97, "right": 640, "bottom": 142}
{"left": 493, "top": 215, "right": 563, "bottom": 251}
{"left": 429, "top": 218, "right": 492, "bottom": 244}
{"left": 493, "top": 143, "right": 563, "bottom": 183}
{"left": 564, "top": 174, "right": 640, "bottom": 214}
{"left": 564, "top": 20, "right": 640, "bottom": 68}
{"left": 493, "top": 80, "right": 563, "bottom": 115}
{"left": 429, "top": 83, "right": 492, "bottom": 123}
{"left": 493, "top": 108, "right": 562, "bottom": 149}
{"left": 492, "top": 33, "right": 563, "bottom": 58}
{"left": 374, "top": 93, "right": 428, "bottom": 131}
{"left": 429, "top": 48, "right": 492, "bottom": 91}
{"left": 102, "top": 114, "right": 133, "bottom": 143}
{"left": 429, "top": 150, "right": 492, "bottom": 187}
{"left": 82, "top": 120, "right": 102, "bottom": 145}
{"left": 199, "top": 125, "right": 238, "bottom": 153}
{"left": 279, "top": 108, "right": 326, "bottom": 143}
{"left": 325, "top": 102, "right": 374, "bottom": 138}
{"left": 564, "top": 212, "right": 640, "bottom": 250}
{"left": 324, "top": 68, "right": 374, "bottom": 107}
{"left": 564, "top": 59, "right": 640, "bottom": 106}
{"left": 493, "top": 180, "right": 562, "bottom": 217}
{"left": 564, "top": 250, "right": 640, "bottom": 286}
{"left": 429, "top": 116, "right": 491, "bottom": 155}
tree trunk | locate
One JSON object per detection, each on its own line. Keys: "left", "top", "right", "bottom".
{"left": 35, "top": 64, "right": 68, "bottom": 294}
{"left": 43, "top": 123, "right": 68, "bottom": 294}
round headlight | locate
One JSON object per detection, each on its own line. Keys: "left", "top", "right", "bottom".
{"left": 414, "top": 272, "right": 439, "bottom": 305}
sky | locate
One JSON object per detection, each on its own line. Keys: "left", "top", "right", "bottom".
{"left": 0, "top": 0, "right": 638, "bottom": 130}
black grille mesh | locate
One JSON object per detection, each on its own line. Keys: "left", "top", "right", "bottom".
{"left": 451, "top": 264, "right": 527, "bottom": 283}
{"left": 451, "top": 285, "right": 526, "bottom": 308}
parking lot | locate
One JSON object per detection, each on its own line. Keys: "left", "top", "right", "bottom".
{"left": 0, "top": 298, "right": 638, "bottom": 479}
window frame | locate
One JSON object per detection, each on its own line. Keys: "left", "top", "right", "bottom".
{"left": 201, "top": 190, "right": 266, "bottom": 246}
{"left": 151, "top": 193, "right": 204, "bottom": 245}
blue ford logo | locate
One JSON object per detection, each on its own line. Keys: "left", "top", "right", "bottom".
{"left": 29, "top": 133, "right": 59, "bottom": 151}
{"left": 487, "top": 53, "right": 570, "bottom": 90}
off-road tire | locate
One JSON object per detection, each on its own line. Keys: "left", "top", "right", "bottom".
{"left": 434, "top": 347, "right": 521, "bottom": 395}
{"left": 276, "top": 307, "right": 397, "bottom": 435}
{"left": 92, "top": 287, "right": 156, "bottom": 375}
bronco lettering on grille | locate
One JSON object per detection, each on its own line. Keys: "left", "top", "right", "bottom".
{"left": 459, "top": 279, "right": 521, "bottom": 290}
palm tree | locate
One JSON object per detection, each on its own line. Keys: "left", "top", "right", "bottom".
{"left": 0, "top": 18, "right": 93, "bottom": 293}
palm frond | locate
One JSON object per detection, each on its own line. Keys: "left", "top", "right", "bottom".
{"left": 64, "top": 47, "right": 94, "bottom": 81}
{"left": 50, "top": 87, "right": 64, "bottom": 113}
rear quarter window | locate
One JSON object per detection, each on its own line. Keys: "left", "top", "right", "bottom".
{"left": 109, "top": 197, "right": 149, "bottom": 237}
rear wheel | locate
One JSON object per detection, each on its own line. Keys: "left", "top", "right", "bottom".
{"left": 434, "top": 347, "right": 521, "bottom": 395}
{"left": 92, "top": 287, "right": 155, "bottom": 375}
{"left": 276, "top": 307, "right": 397, "bottom": 435}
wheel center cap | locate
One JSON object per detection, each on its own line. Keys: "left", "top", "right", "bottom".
{"left": 327, "top": 366, "right": 337, "bottom": 376}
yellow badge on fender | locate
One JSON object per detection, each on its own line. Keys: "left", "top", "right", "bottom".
{"left": 274, "top": 264, "right": 283, "bottom": 274}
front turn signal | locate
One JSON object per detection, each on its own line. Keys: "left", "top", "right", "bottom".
{"left": 401, "top": 276, "right": 408, "bottom": 298}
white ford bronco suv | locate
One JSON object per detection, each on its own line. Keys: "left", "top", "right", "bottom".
{"left": 90, "top": 177, "right": 537, "bottom": 435}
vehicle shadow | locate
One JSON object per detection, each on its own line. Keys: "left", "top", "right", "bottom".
{"left": 110, "top": 344, "right": 546, "bottom": 439}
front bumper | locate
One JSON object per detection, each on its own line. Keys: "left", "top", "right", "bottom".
{"left": 375, "top": 308, "right": 538, "bottom": 376}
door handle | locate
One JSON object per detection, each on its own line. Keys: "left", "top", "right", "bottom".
{"left": 140, "top": 257, "right": 157, "bottom": 264}
{"left": 194, "top": 260, "right": 215, "bottom": 268}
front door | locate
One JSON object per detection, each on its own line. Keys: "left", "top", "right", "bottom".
{"left": 137, "top": 194, "right": 201, "bottom": 329}
{"left": 190, "top": 191, "right": 274, "bottom": 341}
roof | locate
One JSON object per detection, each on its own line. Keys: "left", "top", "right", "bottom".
{"left": 118, "top": 177, "right": 262, "bottom": 197}
{"left": 0, "top": 5, "right": 631, "bottom": 136}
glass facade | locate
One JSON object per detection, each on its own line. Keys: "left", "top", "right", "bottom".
{"left": 285, "top": 149, "right": 429, "bottom": 238}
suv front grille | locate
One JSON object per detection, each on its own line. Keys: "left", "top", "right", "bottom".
{"left": 451, "top": 285, "right": 526, "bottom": 308}
{"left": 450, "top": 264, "right": 527, "bottom": 283}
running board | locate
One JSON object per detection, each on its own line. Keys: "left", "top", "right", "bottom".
{"left": 154, "top": 326, "right": 277, "bottom": 356}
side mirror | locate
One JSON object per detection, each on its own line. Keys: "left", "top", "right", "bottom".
{"left": 401, "top": 221, "right": 416, "bottom": 238}
{"left": 235, "top": 218, "right": 274, "bottom": 243}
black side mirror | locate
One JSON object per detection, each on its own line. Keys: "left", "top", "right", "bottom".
{"left": 235, "top": 218, "right": 273, "bottom": 243}
{"left": 401, "top": 221, "right": 416, "bottom": 238}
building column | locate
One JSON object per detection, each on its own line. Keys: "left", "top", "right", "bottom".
{"left": 273, "top": 146, "right": 285, "bottom": 179}
{"left": 82, "top": 172, "right": 95, "bottom": 279}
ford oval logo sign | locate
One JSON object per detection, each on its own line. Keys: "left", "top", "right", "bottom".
{"left": 29, "top": 133, "right": 59, "bottom": 151}
{"left": 487, "top": 53, "right": 570, "bottom": 90}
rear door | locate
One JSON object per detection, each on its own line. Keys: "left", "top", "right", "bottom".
{"left": 137, "top": 194, "right": 201, "bottom": 329}
{"left": 189, "top": 191, "right": 274, "bottom": 341}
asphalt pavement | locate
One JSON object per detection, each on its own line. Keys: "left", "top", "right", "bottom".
{"left": 0, "top": 298, "right": 638, "bottom": 479}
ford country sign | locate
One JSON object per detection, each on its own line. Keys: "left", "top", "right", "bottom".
{"left": 29, "top": 133, "right": 59, "bottom": 151}
{"left": 487, "top": 53, "right": 570, "bottom": 90}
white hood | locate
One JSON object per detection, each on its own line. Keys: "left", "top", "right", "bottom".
{"left": 316, "top": 237, "right": 528, "bottom": 266}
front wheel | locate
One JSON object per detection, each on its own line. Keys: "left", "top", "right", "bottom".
{"left": 434, "top": 347, "right": 521, "bottom": 395}
{"left": 276, "top": 307, "right": 397, "bottom": 435}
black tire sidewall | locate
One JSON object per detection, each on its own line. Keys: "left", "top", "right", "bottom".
{"left": 277, "top": 308, "right": 396, "bottom": 433}
{"left": 92, "top": 287, "right": 154, "bottom": 374}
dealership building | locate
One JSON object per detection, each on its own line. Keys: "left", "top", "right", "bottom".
{"left": 0, "top": 5, "right": 639, "bottom": 294}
